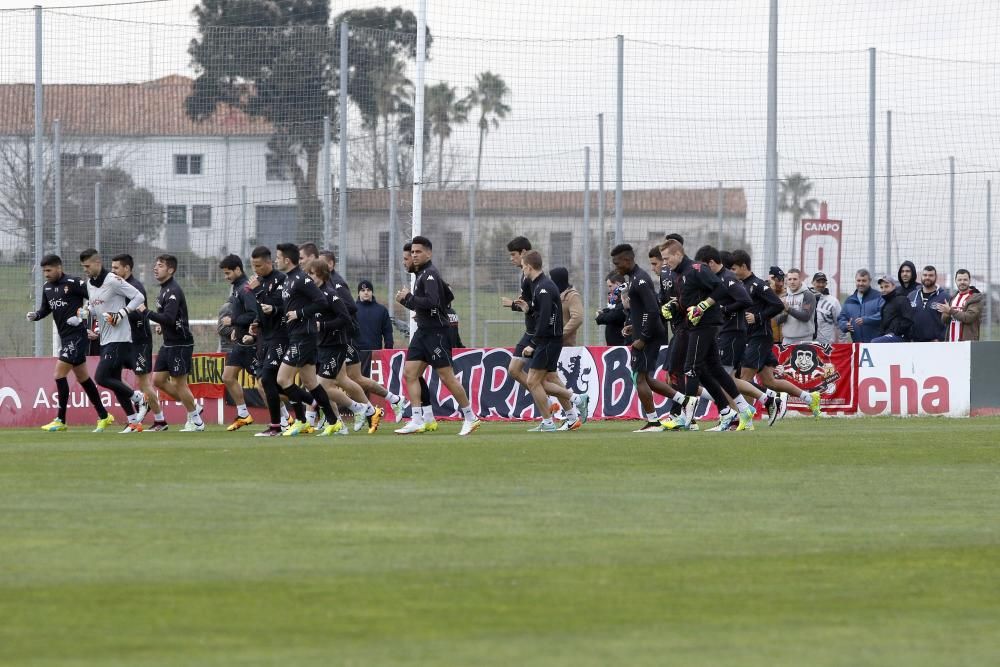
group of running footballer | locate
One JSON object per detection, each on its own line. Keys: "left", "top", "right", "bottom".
{"left": 28, "top": 232, "right": 818, "bottom": 434}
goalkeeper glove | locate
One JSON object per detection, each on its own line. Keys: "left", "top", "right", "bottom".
{"left": 686, "top": 300, "right": 712, "bottom": 325}
{"left": 103, "top": 308, "right": 129, "bottom": 326}
{"left": 66, "top": 316, "right": 82, "bottom": 327}
{"left": 660, "top": 298, "right": 678, "bottom": 320}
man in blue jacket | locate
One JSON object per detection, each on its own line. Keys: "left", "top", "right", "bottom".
{"left": 837, "top": 269, "right": 883, "bottom": 343}
{"left": 355, "top": 279, "right": 394, "bottom": 350}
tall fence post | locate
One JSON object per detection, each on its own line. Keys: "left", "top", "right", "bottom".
{"left": 411, "top": 0, "right": 427, "bottom": 340}
{"left": 53, "top": 119, "right": 61, "bottom": 256}
{"left": 868, "top": 47, "right": 876, "bottom": 274}
{"left": 389, "top": 140, "right": 398, "bottom": 310}
{"left": 717, "top": 181, "right": 724, "bottom": 249}
{"left": 987, "top": 180, "right": 993, "bottom": 340}
{"left": 597, "top": 112, "right": 606, "bottom": 288}
{"left": 949, "top": 155, "right": 956, "bottom": 287}
{"left": 338, "top": 21, "right": 349, "bottom": 279}
{"left": 614, "top": 35, "right": 624, "bottom": 246}
{"left": 764, "top": 0, "right": 778, "bottom": 265}
{"left": 322, "top": 114, "right": 332, "bottom": 251}
{"left": 94, "top": 181, "right": 101, "bottom": 250}
{"left": 33, "top": 5, "right": 44, "bottom": 357}
{"left": 886, "top": 109, "right": 892, "bottom": 275}
{"left": 583, "top": 146, "right": 591, "bottom": 346}
{"left": 468, "top": 187, "right": 477, "bottom": 347}
{"left": 241, "top": 185, "right": 248, "bottom": 261}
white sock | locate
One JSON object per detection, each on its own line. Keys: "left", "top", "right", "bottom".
{"left": 700, "top": 387, "right": 713, "bottom": 403}
{"left": 422, "top": 405, "right": 435, "bottom": 421}
{"left": 154, "top": 412, "right": 165, "bottom": 422}
{"left": 305, "top": 409, "right": 317, "bottom": 426}
{"left": 719, "top": 406, "right": 734, "bottom": 417}
{"left": 672, "top": 391, "right": 686, "bottom": 404}
{"left": 410, "top": 410, "right": 424, "bottom": 426}
{"left": 280, "top": 404, "right": 289, "bottom": 420}
{"left": 128, "top": 414, "right": 139, "bottom": 424}
{"left": 364, "top": 403, "right": 376, "bottom": 417}
{"left": 131, "top": 390, "right": 144, "bottom": 405}
{"left": 572, "top": 393, "right": 584, "bottom": 406}
{"left": 765, "top": 388, "right": 778, "bottom": 399}
{"left": 386, "top": 391, "right": 401, "bottom": 404}
{"left": 567, "top": 406, "right": 580, "bottom": 420}
{"left": 461, "top": 405, "right": 475, "bottom": 422}
{"left": 236, "top": 403, "right": 249, "bottom": 418}
{"left": 189, "top": 409, "right": 203, "bottom": 425}
{"left": 542, "top": 417, "right": 554, "bottom": 426}
{"left": 349, "top": 401, "right": 367, "bottom": 414}
{"left": 645, "top": 411, "right": 659, "bottom": 422}
{"left": 734, "top": 396, "right": 752, "bottom": 412}
{"left": 799, "top": 390, "right": 812, "bottom": 401}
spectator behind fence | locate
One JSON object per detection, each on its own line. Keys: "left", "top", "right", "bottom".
{"left": 596, "top": 271, "right": 630, "bottom": 346}
{"left": 768, "top": 266, "right": 786, "bottom": 343}
{"left": 909, "top": 265, "right": 950, "bottom": 342}
{"left": 871, "top": 275, "right": 913, "bottom": 343}
{"left": 838, "top": 269, "right": 883, "bottom": 343}
{"left": 550, "top": 266, "right": 583, "bottom": 346}
{"left": 355, "top": 279, "right": 394, "bottom": 350}
{"left": 811, "top": 272, "right": 841, "bottom": 344}
{"left": 938, "top": 269, "right": 985, "bottom": 341}
{"left": 896, "top": 260, "right": 919, "bottom": 297}
{"left": 776, "top": 268, "right": 816, "bottom": 345}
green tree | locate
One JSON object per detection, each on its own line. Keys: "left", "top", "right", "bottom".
{"left": 186, "top": 0, "right": 335, "bottom": 243}
{"left": 336, "top": 7, "right": 431, "bottom": 189}
{"left": 465, "top": 72, "right": 511, "bottom": 191}
{"left": 779, "top": 172, "right": 819, "bottom": 268}
{"left": 397, "top": 82, "right": 468, "bottom": 189}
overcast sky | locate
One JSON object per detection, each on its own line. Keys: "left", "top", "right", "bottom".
{"left": 2, "top": 0, "right": 999, "bottom": 281}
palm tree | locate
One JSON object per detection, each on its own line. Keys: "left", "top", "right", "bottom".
{"left": 426, "top": 82, "right": 468, "bottom": 188}
{"left": 464, "top": 71, "right": 511, "bottom": 191}
{"left": 365, "top": 58, "right": 412, "bottom": 188}
{"left": 779, "top": 172, "right": 819, "bottom": 268}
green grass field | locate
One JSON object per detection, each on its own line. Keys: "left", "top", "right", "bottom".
{"left": 1, "top": 418, "right": 998, "bottom": 666}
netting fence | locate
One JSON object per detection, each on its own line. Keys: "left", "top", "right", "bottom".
{"left": 1, "top": 0, "right": 998, "bottom": 357}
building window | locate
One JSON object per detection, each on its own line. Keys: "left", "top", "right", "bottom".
{"left": 60, "top": 153, "right": 79, "bottom": 169}
{"left": 174, "top": 154, "right": 203, "bottom": 175}
{"left": 166, "top": 205, "right": 187, "bottom": 225}
{"left": 550, "top": 231, "right": 573, "bottom": 270}
{"left": 191, "top": 205, "right": 211, "bottom": 228}
{"left": 265, "top": 154, "right": 291, "bottom": 181}
{"left": 81, "top": 153, "right": 103, "bottom": 168}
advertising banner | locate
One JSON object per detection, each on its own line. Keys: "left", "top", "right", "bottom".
{"left": 856, "top": 342, "right": 971, "bottom": 416}
{"left": 773, "top": 342, "right": 858, "bottom": 413}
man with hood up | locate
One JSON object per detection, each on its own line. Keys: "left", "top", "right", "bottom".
{"left": 550, "top": 267, "right": 584, "bottom": 346}
{"left": 896, "top": 260, "right": 919, "bottom": 297}
{"left": 871, "top": 275, "right": 913, "bottom": 342}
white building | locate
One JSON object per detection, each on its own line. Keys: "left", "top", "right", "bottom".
{"left": 0, "top": 75, "right": 297, "bottom": 258}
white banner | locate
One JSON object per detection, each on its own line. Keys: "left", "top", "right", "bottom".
{"left": 857, "top": 342, "right": 970, "bottom": 417}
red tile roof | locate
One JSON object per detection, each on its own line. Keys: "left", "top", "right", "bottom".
{"left": 349, "top": 187, "right": 747, "bottom": 217}
{"left": 0, "top": 75, "right": 272, "bottom": 137}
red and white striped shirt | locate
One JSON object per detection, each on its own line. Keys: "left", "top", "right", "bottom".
{"left": 947, "top": 290, "right": 974, "bottom": 341}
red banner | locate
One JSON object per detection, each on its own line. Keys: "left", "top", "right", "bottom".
{"left": 0, "top": 345, "right": 860, "bottom": 427}
{"left": 371, "top": 344, "right": 859, "bottom": 421}
{"left": 773, "top": 342, "right": 858, "bottom": 412}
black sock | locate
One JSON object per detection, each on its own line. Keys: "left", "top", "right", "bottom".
{"left": 262, "top": 373, "right": 282, "bottom": 424}
{"left": 56, "top": 377, "right": 70, "bottom": 422}
{"left": 280, "top": 384, "right": 313, "bottom": 422}
{"left": 309, "top": 386, "right": 338, "bottom": 424}
{"left": 80, "top": 378, "right": 108, "bottom": 419}
{"left": 419, "top": 377, "right": 432, "bottom": 406}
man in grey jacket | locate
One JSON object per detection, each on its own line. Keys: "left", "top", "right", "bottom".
{"left": 78, "top": 248, "right": 147, "bottom": 432}
{"left": 776, "top": 268, "right": 816, "bottom": 345}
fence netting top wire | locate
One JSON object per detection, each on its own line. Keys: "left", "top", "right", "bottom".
{"left": 1, "top": 0, "right": 998, "bottom": 356}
